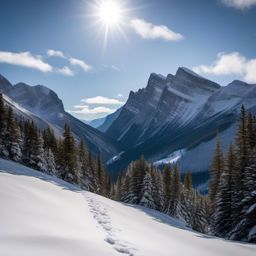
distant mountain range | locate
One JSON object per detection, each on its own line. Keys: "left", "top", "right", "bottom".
{"left": 0, "top": 74, "right": 120, "bottom": 162}
{"left": 1, "top": 68, "right": 256, "bottom": 184}
{"left": 99, "top": 67, "right": 256, "bottom": 180}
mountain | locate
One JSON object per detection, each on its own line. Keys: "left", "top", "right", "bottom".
{"left": 0, "top": 74, "right": 119, "bottom": 161}
{"left": 98, "top": 107, "right": 122, "bottom": 132}
{"left": 1, "top": 158, "right": 255, "bottom": 256}
{"left": 87, "top": 117, "right": 107, "bottom": 128}
{"left": 104, "top": 68, "right": 256, "bottom": 178}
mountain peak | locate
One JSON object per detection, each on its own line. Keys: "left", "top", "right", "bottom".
{"left": 176, "top": 67, "right": 202, "bottom": 78}
{"left": 0, "top": 73, "right": 12, "bottom": 93}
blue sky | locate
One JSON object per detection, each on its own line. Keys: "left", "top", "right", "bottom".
{"left": 0, "top": 0, "right": 256, "bottom": 120}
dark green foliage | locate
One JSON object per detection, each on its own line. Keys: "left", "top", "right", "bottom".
{"left": 0, "top": 96, "right": 109, "bottom": 196}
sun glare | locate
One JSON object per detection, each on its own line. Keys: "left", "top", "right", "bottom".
{"left": 98, "top": 1, "right": 122, "bottom": 26}
{"left": 90, "top": 0, "right": 130, "bottom": 52}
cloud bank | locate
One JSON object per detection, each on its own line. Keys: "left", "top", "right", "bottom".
{"left": 82, "top": 96, "right": 124, "bottom": 105}
{"left": 193, "top": 52, "right": 256, "bottom": 83}
{"left": 0, "top": 51, "right": 52, "bottom": 72}
{"left": 130, "top": 18, "right": 184, "bottom": 41}
{"left": 221, "top": 0, "right": 256, "bottom": 9}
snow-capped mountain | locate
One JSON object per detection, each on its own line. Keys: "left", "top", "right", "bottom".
{"left": 105, "top": 67, "right": 256, "bottom": 177}
{"left": 1, "top": 158, "right": 255, "bottom": 256}
{"left": 0, "top": 74, "right": 119, "bottom": 161}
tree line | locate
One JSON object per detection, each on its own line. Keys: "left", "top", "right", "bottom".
{"left": 209, "top": 105, "right": 256, "bottom": 243}
{"left": 111, "top": 157, "right": 209, "bottom": 234}
{"left": 0, "top": 93, "right": 109, "bottom": 196}
{"left": 111, "top": 105, "right": 256, "bottom": 243}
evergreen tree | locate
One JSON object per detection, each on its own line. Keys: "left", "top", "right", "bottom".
{"left": 208, "top": 137, "right": 224, "bottom": 214}
{"left": 6, "top": 107, "right": 22, "bottom": 161}
{"left": 184, "top": 172, "right": 193, "bottom": 192}
{"left": 44, "top": 148, "right": 57, "bottom": 175}
{"left": 130, "top": 156, "right": 147, "bottom": 203}
{"left": 214, "top": 144, "right": 235, "bottom": 237}
{"left": 0, "top": 94, "right": 8, "bottom": 157}
{"left": 96, "top": 153, "right": 106, "bottom": 195}
{"left": 232, "top": 105, "right": 250, "bottom": 230}
{"left": 62, "top": 124, "right": 77, "bottom": 183}
{"left": 229, "top": 148, "right": 256, "bottom": 242}
{"left": 169, "top": 165, "right": 181, "bottom": 217}
{"left": 139, "top": 171, "right": 156, "bottom": 209}
{"left": 162, "top": 165, "right": 172, "bottom": 212}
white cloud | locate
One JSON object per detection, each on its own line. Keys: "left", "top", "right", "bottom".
{"left": 221, "top": 0, "right": 256, "bottom": 9}
{"left": 47, "top": 49, "right": 65, "bottom": 58}
{"left": 193, "top": 52, "right": 256, "bottom": 83}
{"left": 129, "top": 18, "right": 184, "bottom": 41}
{"left": 56, "top": 66, "right": 74, "bottom": 76}
{"left": 70, "top": 105, "right": 115, "bottom": 115}
{"left": 69, "top": 57, "right": 92, "bottom": 72}
{"left": 81, "top": 96, "right": 124, "bottom": 105}
{"left": 0, "top": 51, "right": 53, "bottom": 72}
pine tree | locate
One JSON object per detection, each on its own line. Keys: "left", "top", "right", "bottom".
{"left": 139, "top": 170, "right": 156, "bottom": 209}
{"left": 169, "top": 165, "right": 181, "bottom": 217}
{"left": 44, "top": 148, "right": 57, "bottom": 175}
{"left": 184, "top": 172, "right": 193, "bottom": 192}
{"left": 214, "top": 144, "right": 235, "bottom": 237}
{"left": 96, "top": 153, "right": 106, "bottom": 195}
{"left": 62, "top": 124, "right": 77, "bottom": 183}
{"left": 130, "top": 156, "right": 147, "bottom": 204}
{"left": 6, "top": 107, "right": 22, "bottom": 161}
{"left": 0, "top": 94, "right": 8, "bottom": 157}
{"left": 163, "top": 165, "right": 172, "bottom": 212}
{"left": 231, "top": 105, "right": 250, "bottom": 231}
{"left": 229, "top": 148, "right": 256, "bottom": 242}
{"left": 208, "top": 137, "right": 224, "bottom": 215}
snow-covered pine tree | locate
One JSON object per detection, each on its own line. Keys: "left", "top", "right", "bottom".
{"left": 139, "top": 170, "right": 156, "bottom": 209}
{"left": 214, "top": 144, "right": 235, "bottom": 237}
{"left": 208, "top": 137, "right": 224, "bottom": 216}
{"left": 178, "top": 172, "right": 193, "bottom": 226}
{"left": 6, "top": 107, "right": 22, "bottom": 162}
{"left": 44, "top": 148, "right": 57, "bottom": 176}
{"left": 0, "top": 94, "right": 8, "bottom": 158}
{"left": 229, "top": 148, "right": 256, "bottom": 242}
{"left": 231, "top": 105, "right": 250, "bottom": 231}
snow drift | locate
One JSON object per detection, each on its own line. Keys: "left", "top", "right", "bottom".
{"left": 0, "top": 158, "right": 255, "bottom": 256}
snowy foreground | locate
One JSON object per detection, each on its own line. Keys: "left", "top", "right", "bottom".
{"left": 0, "top": 159, "right": 255, "bottom": 256}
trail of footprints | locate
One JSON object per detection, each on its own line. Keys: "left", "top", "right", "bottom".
{"left": 85, "top": 194, "right": 137, "bottom": 256}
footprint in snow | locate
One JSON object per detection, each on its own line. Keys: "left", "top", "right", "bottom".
{"left": 84, "top": 193, "right": 137, "bottom": 256}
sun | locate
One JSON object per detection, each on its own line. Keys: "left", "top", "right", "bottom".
{"left": 89, "top": 0, "right": 131, "bottom": 52}
{"left": 97, "top": 1, "right": 122, "bottom": 26}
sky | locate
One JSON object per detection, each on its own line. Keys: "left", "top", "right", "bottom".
{"left": 0, "top": 0, "right": 256, "bottom": 120}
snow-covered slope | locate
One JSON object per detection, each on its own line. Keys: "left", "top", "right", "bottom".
{"left": 0, "top": 159, "right": 255, "bottom": 256}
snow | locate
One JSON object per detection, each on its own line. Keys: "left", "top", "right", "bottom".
{"left": 154, "top": 149, "right": 185, "bottom": 166}
{"left": 107, "top": 151, "right": 125, "bottom": 165}
{"left": 1, "top": 158, "right": 256, "bottom": 256}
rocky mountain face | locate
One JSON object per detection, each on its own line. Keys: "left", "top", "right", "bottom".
{"left": 103, "top": 68, "right": 256, "bottom": 179}
{"left": 0, "top": 74, "right": 120, "bottom": 161}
